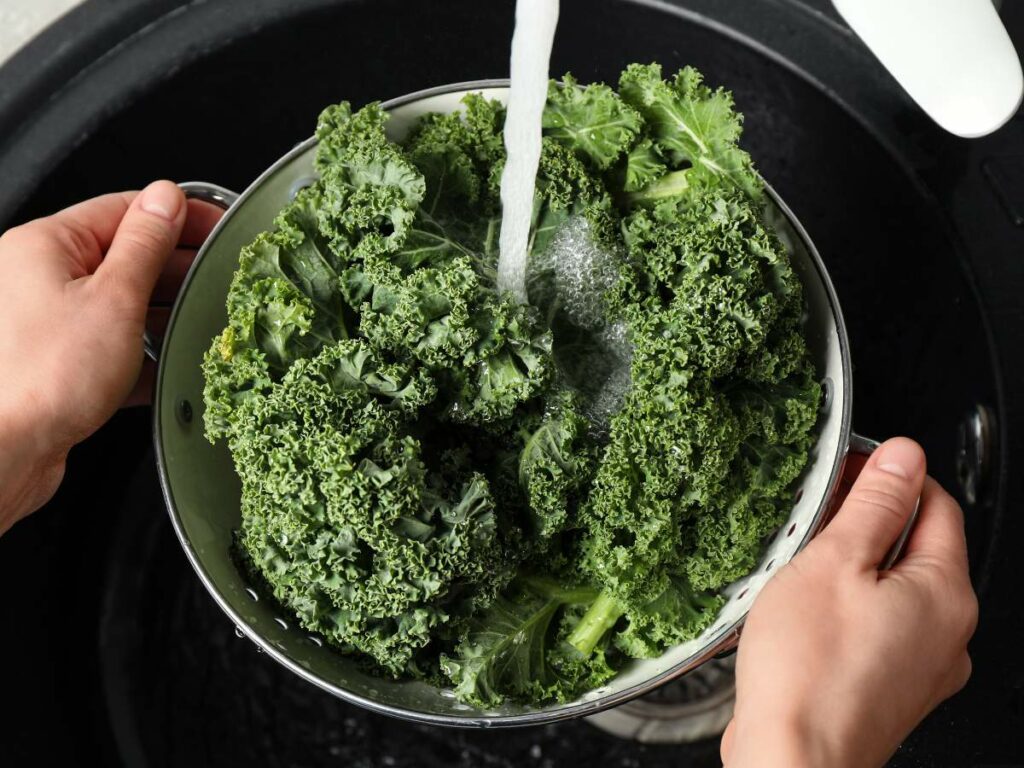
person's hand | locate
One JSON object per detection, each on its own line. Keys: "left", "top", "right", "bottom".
{"left": 0, "top": 181, "right": 223, "bottom": 534}
{"left": 720, "top": 438, "right": 978, "bottom": 768}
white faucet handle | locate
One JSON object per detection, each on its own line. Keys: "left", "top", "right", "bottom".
{"left": 831, "top": 0, "right": 1023, "bottom": 138}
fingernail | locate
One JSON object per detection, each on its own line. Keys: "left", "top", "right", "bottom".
{"left": 875, "top": 439, "right": 923, "bottom": 479}
{"left": 140, "top": 181, "right": 182, "bottom": 221}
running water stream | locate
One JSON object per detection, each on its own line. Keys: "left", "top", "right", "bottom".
{"left": 497, "top": 0, "right": 560, "bottom": 303}
{"left": 496, "top": 0, "right": 632, "bottom": 428}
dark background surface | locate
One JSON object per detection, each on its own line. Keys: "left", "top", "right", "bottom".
{"left": 0, "top": 1, "right": 1022, "bottom": 766}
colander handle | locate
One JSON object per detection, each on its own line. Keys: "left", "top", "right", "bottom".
{"left": 143, "top": 181, "right": 240, "bottom": 362}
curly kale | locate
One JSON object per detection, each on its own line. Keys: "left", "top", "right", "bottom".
{"left": 202, "top": 63, "right": 820, "bottom": 706}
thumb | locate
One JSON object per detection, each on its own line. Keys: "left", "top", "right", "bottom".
{"left": 816, "top": 437, "right": 925, "bottom": 569}
{"left": 96, "top": 180, "right": 185, "bottom": 317}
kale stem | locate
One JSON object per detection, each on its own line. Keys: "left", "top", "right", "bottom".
{"left": 522, "top": 575, "right": 600, "bottom": 604}
{"left": 566, "top": 589, "right": 624, "bottom": 656}
{"left": 625, "top": 169, "right": 691, "bottom": 206}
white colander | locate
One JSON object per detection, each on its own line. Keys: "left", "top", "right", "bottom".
{"left": 153, "top": 81, "right": 884, "bottom": 727}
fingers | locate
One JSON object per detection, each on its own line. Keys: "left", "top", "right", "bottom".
{"left": 151, "top": 200, "right": 223, "bottom": 304}
{"left": 5, "top": 186, "right": 218, "bottom": 294}
{"left": 900, "top": 477, "right": 969, "bottom": 570}
{"left": 816, "top": 438, "right": 926, "bottom": 569}
{"left": 95, "top": 181, "right": 186, "bottom": 318}
{"left": 7, "top": 192, "right": 137, "bottom": 276}
{"left": 42, "top": 190, "right": 219, "bottom": 267}
{"left": 44, "top": 191, "right": 138, "bottom": 272}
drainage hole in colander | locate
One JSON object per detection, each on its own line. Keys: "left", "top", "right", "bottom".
{"left": 245, "top": 587, "right": 259, "bottom": 601}
{"left": 307, "top": 635, "right": 323, "bottom": 647}
{"left": 787, "top": 522, "right": 797, "bottom": 537}
{"left": 766, "top": 559, "right": 776, "bottom": 572}
{"left": 289, "top": 174, "right": 319, "bottom": 200}
{"left": 176, "top": 398, "right": 193, "bottom": 424}
{"left": 274, "top": 617, "right": 288, "bottom": 630}
{"left": 737, "top": 587, "right": 749, "bottom": 600}
{"left": 794, "top": 488, "right": 804, "bottom": 504}
{"left": 820, "top": 377, "right": 833, "bottom": 411}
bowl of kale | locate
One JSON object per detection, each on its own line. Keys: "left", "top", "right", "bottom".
{"left": 154, "top": 63, "right": 852, "bottom": 725}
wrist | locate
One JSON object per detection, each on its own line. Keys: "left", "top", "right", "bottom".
{"left": 725, "top": 711, "right": 841, "bottom": 768}
{"left": 0, "top": 389, "right": 68, "bottom": 534}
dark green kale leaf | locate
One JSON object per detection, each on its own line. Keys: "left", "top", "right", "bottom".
{"left": 618, "top": 63, "right": 760, "bottom": 201}
{"left": 622, "top": 138, "right": 668, "bottom": 193}
{"left": 542, "top": 75, "right": 642, "bottom": 170}
{"left": 516, "top": 391, "right": 597, "bottom": 538}
{"left": 613, "top": 577, "right": 725, "bottom": 658}
{"left": 228, "top": 340, "right": 511, "bottom": 674}
{"left": 441, "top": 579, "right": 610, "bottom": 708}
